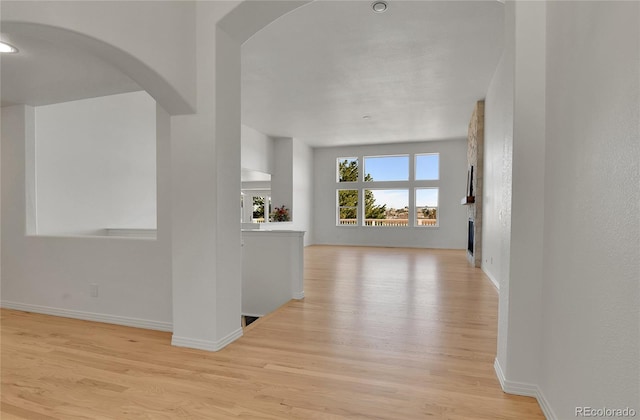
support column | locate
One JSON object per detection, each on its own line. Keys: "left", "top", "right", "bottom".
{"left": 170, "top": 2, "right": 242, "bottom": 351}
{"left": 497, "top": 0, "right": 546, "bottom": 392}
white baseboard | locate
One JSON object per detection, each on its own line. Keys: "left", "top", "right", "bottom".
{"left": 293, "top": 291, "right": 305, "bottom": 299}
{"left": 482, "top": 267, "right": 500, "bottom": 290}
{"left": 3, "top": 300, "right": 245, "bottom": 353}
{"left": 535, "top": 387, "right": 558, "bottom": 420}
{"left": 171, "top": 327, "right": 243, "bottom": 352}
{"left": 494, "top": 358, "right": 558, "bottom": 420}
{"left": 1, "top": 300, "right": 173, "bottom": 332}
{"left": 494, "top": 358, "right": 507, "bottom": 390}
{"left": 494, "top": 358, "right": 537, "bottom": 397}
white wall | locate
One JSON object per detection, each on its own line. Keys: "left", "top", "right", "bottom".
{"left": 265, "top": 137, "right": 314, "bottom": 245}
{"left": 482, "top": 49, "right": 513, "bottom": 291}
{"left": 35, "top": 91, "right": 156, "bottom": 235}
{"left": 214, "top": 23, "right": 244, "bottom": 348}
{"left": 313, "top": 140, "right": 467, "bottom": 249}
{"left": 1, "top": 103, "right": 173, "bottom": 329}
{"left": 497, "top": 0, "right": 547, "bottom": 389}
{"left": 242, "top": 230, "right": 304, "bottom": 316}
{"left": 540, "top": 2, "right": 639, "bottom": 418}
{"left": 292, "top": 139, "right": 314, "bottom": 245}
{"left": 484, "top": 0, "right": 514, "bottom": 381}
{"left": 271, "top": 137, "right": 293, "bottom": 215}
{"left": 241, "top": 124, "right": 274, "bottom": 174}
{"left": 493, "top": 3, "right": 640, "bottom": 418}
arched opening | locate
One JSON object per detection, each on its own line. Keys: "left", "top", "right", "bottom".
{"left": 2, "top": 22, "right": 171, "bottom": 239}
{"left": 2, "top": 21, "right": 194, "bottom": 114}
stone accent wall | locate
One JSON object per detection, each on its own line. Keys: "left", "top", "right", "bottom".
{"left": 467, "top": 100, "right": 484, "bottom": 267}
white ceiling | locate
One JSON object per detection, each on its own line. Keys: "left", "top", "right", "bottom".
{"left": 0, "top": 29, "right": 140, "bottom": 108}
{"left": 1, "top": 1, "right": 504, "bottom": 149}
{"left": 241, "top": 0, "right": 504, "bottom": 147}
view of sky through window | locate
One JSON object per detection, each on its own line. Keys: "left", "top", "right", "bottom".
{"left": 364, "top": 155, "right": 409, "bottom": 181}
{"left": 416, "top": 154, "right": 439, "bottom": 180}
{"left": 416, "top": 188, "right": 438, "bottom": 207}
{"left": 369, "top": 189, "right": 409, "bottom": 210}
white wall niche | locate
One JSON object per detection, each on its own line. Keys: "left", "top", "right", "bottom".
{"left": 31, "top": 91, "right": 158, "bottom": 239}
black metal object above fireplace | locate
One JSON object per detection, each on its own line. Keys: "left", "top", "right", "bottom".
{"left": 468, "top": 219, "right": 474, "bottom": 255}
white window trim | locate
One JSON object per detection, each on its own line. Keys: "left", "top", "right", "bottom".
{"left": 335, "top": 153, "right": 440, "bottom": 228}
{"left": 336, "top": 189, "right": 359, "bottom": 226}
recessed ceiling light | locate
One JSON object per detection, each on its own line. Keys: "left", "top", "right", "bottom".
{"left": 0, "top": 41, "right": 18, "bottom": 54}
{"left": 372, "top": 1, "right": 388, "bottom": 13}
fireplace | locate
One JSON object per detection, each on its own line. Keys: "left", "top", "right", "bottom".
{"left": 468, "top": 219, "right": 474, "bottom": 255}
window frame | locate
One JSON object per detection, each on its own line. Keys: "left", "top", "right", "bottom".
{"left": 336, "top": 189, "right": 359, "bottom": 226}
{"left": 362, "top": 188, "right": 410, "bottom": 227}
{"left": 335, "top": 153, "right": 440, "bottom": 229}
{"left": 414, "top": 187, "right": 439, "bottom": 228}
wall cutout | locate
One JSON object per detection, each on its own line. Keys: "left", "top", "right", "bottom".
{"left": 31, "top": 91, "right": 157, "bottom": 238}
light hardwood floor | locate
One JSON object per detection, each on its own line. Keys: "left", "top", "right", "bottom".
{"left": 1, "top": 246, "right": 544, "bottom": 419}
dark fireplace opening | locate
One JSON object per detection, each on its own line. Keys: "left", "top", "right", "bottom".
{"left": 468, "top": 219, "right": 474, "bottom": 255}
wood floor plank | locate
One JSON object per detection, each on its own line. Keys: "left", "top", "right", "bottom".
{"left": 1, "top": 246, "right": 544, "bottom": 419}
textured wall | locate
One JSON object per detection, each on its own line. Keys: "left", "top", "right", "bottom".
{"left": 503, "top": 0, "right": 547, "bottom": 387}
{"left": 540, "top": 2, "right": 639, "bottom": 417}
{"left": 483, "top": 49, "right": 513, "bottom": 292}
{"left": 491, "top": 0, "right": 515, "bottom": 373}
{"left": 466, "top": 100, "right": 484, "bottom": 267}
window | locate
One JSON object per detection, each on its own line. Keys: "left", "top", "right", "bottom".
{"left": 416, "top": 188, "right": 438, "bottom": 226}
{"left": 336, "top": 153, "right": 440, "bottom": 228}
{"left": 337, "top": 189, "right": 358, "bottom": 225}
{"left": 337, "top": 158, "right": 358, "bottom": 182}
{"left": 364, "top": 189, "right": 408, "bottom": 226}
{"left": 364, "top": 155, "right": 409, "bottom": 181}
{"left": 415, "top": 153, "right": 439, "bottom": 180}
{"left": 252, "top": 195, "right": 271, "bottom": 223}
